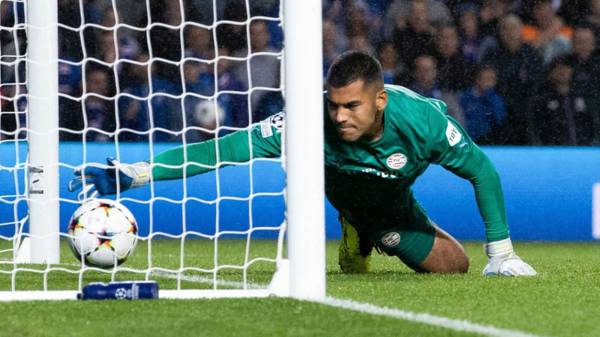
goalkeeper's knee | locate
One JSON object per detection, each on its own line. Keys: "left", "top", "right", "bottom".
{"left": 338, "top": 218, "right": 372, "bottom": 274}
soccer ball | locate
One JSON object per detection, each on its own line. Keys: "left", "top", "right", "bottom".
{"left": 68, "top": 199, "right": 138, "bottom": 268}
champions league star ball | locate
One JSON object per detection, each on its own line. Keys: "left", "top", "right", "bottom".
{"left": 68, "top": 199, "right": 138, "bottom": 268}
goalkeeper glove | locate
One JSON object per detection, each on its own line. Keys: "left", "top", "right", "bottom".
{"left": 483, "top": 238, "right": 537, "bottom": 276}
{"left": 68, "top": 158, "right": 150, "bottom": 197}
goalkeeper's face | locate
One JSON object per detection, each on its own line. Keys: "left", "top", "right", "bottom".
{"left": 327, "top": 80, "right": 387, "bottom": 142}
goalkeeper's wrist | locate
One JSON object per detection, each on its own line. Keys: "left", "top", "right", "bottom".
{"left": 484, "top": 238, "right": 515, "bottom": 258}
{"left": 120, "top": 161, "right": 151, "bottom": 188}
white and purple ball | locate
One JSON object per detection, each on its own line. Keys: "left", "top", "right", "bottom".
{"left": 68, "top": 199, "right": 138, "bottom": 268}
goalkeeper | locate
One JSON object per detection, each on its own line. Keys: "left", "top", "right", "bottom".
{"left": 70, "top": 51, "right": 536, "bottom": 276}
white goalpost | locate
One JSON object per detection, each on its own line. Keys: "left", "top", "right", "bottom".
{"left": 26, "top": 0, "right": 60, "bottom": 265}
{"left": 0, "top": 0, "right": 324, "bottom": 301}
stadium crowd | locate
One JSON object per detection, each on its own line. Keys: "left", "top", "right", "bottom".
{"left": 1, "top": 0, "right": 599, "bottom": 145}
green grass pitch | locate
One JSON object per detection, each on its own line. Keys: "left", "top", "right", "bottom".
{"left": 1, "top": 241, "right": 600, "bottom": 337}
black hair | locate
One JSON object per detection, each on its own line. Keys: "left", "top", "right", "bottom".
{"left": 326, "top": 50, "right": 383, "bottom": 88}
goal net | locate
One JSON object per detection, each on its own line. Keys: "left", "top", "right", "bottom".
{"left": 0, "top": 0, "right": 324, "bottom": 300}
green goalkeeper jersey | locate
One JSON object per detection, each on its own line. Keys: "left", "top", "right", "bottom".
{"left": 152, "top": 84, "right": 509, "bottom": 243}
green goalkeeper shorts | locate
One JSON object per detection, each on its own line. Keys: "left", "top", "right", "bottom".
{"left": 340, "top": 196, "right": 436, "bottom": 270}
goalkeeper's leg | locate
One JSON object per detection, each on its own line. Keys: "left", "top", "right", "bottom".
{"left": 338, "top": 216, "right": 373, "bottom": 273}
{"left": 418, "top": 224, "right": 469, "bottom": 273}
{"left": 370, "top": 194, "right": 469, "bottom": 273}
{"left": 373, "top": 223, "right": 469, "bottom": 273}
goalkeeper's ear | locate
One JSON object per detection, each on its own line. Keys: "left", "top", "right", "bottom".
{"left": 375, "top": 87, "right": 388, "bottom": 112}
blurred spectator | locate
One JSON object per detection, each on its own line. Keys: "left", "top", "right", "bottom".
{"left": 233, "top": 20, "right": 281, "bottom": 121}
{"left": 83, "top": 0, "right": 109, "bottom": 25}
{"left": 58, "top": 59, "right": 82, "bottom": 94}
{"left": 458, "top": 4, "right": 486, "bottom": 63}
{"left": 83, "top": 66, "right": 115, "bottom": 142}
{"left": 184, "top": 26, "right": 215, "bottom": 60}
{"left": 0, "top": 0, "right": 26, "bottom": 140}
{"left": 118, "top": 54, "right": 151, "bottom": 142}
{"left": 377, "top": 41, "right": 406, "bottom": 85}
{"left": 410, "top": 55, "right": 441, "bottom": 98}
{"left": 479, "top": 0, "right": 512, "bottom": 38}
{"left": 97, "top": 31, "right": 117, "bottom": 63}
{"left": 361, "top": 0, "right": 390, "bottom": 18}
{"left": 58, "top": 59, "right": 83, "bottom": 141}
{"left": 458, "top": 65, "right": 506, "bottom": 144}
{"left": 556, "top": 0, "right": 588, "bottom": 26}
{"left": 149, "top": 75, "right": 183, "bottom": 142}
{"left": 586, "top": 0, "right": 600, "bottom": 46}
{"left": 433, "top": 25, "right": 474, "bottom": 91}
{"left": 191, "top": 48, "right": 248, "bottom": 129}
{"left": 482, "top": 14, "right": 544, "bottom": 144}
{"left": 114, "top": 0, "right": 150, "bottom": 27}
{"left": 347, "top": 34, "right": 374, "bottom": 54}
{"left": 529, "top": 57, "right": 598, "bottom": 145}
{"left": 344, "top": 1, "right": 376, "bottom": 39}
{"left": 410, "top": 55, "right": 463, "bottom": 120}
{"left": 216, "top": 0, "right": 248, "bottom": 54}
{"left": 385, "top": 0, "right": 452, "bottom": 34}
{"left": 392, "top": 1, "right": 436, "bottom": 67}
{"left": 5, "top": 0, "right": 600, "bottom": 147}
{"left": 114, "top": 49, "right": 185, "bottom": 142}
{"left": 149, "top": 0, "right": 183, "bottom": 81}
{"left": 522, "top": 0, "right": 572, "bottom": 64}
{"left": 323, "top": 19, "right": 348, "bottom": 76}
{"left": 565, "top": 26, "right": 600, "bottom": 97}
{"left": 215, "top": 48, "right": 250, "bottom": 127}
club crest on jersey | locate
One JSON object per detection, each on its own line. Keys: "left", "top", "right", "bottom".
{"left": 381, "top": 232, "right": 401, "bottom": 248}
{"left": 386, "top": 153, "right": 407, "bottom": 170}
{"left": 445, "top": 121, "right": 462, "bottom": 146}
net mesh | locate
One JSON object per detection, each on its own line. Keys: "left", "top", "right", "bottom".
{"left": 0, "top": 0, "right": 28, "bottom": 262}
{"left": 0, "top": 0, "right": 286, "bottom": 294}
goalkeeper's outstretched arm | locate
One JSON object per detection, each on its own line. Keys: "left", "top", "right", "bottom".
{"left": 425, "top": 108, "right": 536, "bottom": 276}
{"left": 152, "top": 123, "right": 282, "bottom": 180}
{"left": 69, "top": 113, "right": 284, "bottom": 196}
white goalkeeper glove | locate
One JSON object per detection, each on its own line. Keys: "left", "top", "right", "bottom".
{"left": 483, "top": 238, "right": 537, "bottom": 276}
{"left": 68, "top": 158, "right": 151, "bottom": 198}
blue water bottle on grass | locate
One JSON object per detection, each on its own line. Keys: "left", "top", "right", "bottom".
{"left": 78, "top": 281, "right": 159, "bottom": 300}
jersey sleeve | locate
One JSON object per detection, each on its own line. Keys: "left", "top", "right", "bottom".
{"left": 424, "top": 102, "right": 509, "bottom": 243}
{"left": 151, "top": 112, "right": 283, "bottom": 180}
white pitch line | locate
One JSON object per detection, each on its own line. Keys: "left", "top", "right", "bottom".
{"left": 316, "top": 297, "right": 549, "bottom": 337}
{"left": 151, "top": 270, "right": 264, "bottom": 290}
{"left": 0, "top": 263, "right": 550, "bottom": 337}
{"left": 153, "top": 271, "right": 548, "bottom": 337}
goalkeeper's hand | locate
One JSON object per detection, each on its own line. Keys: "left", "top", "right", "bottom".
{"left": 68, "top": 158, "right": 150, "bottom": 197}
{"left": 483, "top": 238, "right": 537, "bottom": 277}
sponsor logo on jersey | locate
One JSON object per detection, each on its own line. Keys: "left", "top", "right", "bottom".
{"left": 381, "top": 232, "right": 401, "bottom": 248}
{"left": 361, "top": 168, "right": 399, "bottom": 179}
{"left": 445, "top": 120, "right": 462, "bottom": 147}
{"left": 386, "top": 153, "right": 407, "bottom": 169}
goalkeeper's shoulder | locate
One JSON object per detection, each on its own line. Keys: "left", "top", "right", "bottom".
{"left": 203, "top": 112, "right": 284, "bottom": 159}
